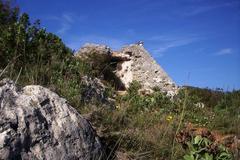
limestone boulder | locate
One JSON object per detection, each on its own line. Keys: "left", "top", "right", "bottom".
{"left": 0, "top": 79, "right": 104, "bottom": 160}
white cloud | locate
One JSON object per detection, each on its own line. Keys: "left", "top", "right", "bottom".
{"left": 148, "top": 34, "right": 203, "bottom": 57}
{"left": 215, "top": 48, "right": 233, "bottom": 56}
{"left": 62, "top": 13, "right": 74, "bottom": 23}
{"left": 57, "top": 13, "right": 74, "bottom": 34}
{"left": 45, "top": 13, "right": 87, "bottom": 35}
{"left": 57, "top": 21, "right": 71, "bottom": 35}
{"left": 183, "top": 1, "right": 240, "bottom": 17}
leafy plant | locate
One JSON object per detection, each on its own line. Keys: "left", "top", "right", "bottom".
{"left": 183, "top": 135, "right": 232, "bottom": 160}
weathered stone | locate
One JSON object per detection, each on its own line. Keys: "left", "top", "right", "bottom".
{"left": 111, "top": 51, "right": 131, "bottom": 61}
{"left": 75, "top": 43, "right": 112, "bottom": 63}
{"left": 81, "top": 76, "right": 114, "bottom": 107}
{"left": 75, "top": 43, "right": 179, "bottom": 95}
{"left": 0, "top": 79, "right": 104, "bottom": 160}
{"left": 115, "top": 61, "right": 133, "bottom": 89}
{"left": 116, "top": 44, "right": 178, "bottom": 95}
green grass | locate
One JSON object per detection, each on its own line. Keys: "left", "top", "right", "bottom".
{"left": 81, "top": 82, "right": 239, "bottom": 159}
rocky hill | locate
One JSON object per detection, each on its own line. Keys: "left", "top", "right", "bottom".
{"left": 1, "top": 2, "right": 239, "bottom": 159}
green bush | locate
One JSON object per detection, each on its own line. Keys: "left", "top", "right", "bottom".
{"left": 181, "top": 86, "right": 224, "bottom": 108}
{"left": 118, "top": 81, "right": 174, "bottom": 113}
{"left": 183, "top": 135, "right": 232, "bottom": 160}
{"left": 0, "top": 1, "right": 94, "bottom": 109}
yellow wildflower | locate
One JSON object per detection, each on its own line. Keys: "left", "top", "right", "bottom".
{"left": 166, "top": 115, "right": 173, "bottom": 122}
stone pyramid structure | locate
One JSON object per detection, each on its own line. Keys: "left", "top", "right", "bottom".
{"left": 76, "top": 43, "right": 178, "bottom": 96}
{"left": 114, "top": 44, "right": 178, "bottom": 95}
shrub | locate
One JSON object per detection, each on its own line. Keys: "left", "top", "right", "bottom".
{"left": 182, "top": 135, "right": 232, "bottom": 160}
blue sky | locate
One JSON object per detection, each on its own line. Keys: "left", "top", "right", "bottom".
{"left": 17, "top": 0, "right": 240, "bottom": 90}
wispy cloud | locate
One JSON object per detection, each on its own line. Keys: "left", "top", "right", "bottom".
{"left": 46, "top": 13, "right": 87, "bottom": 35}
{"left": 183, "top": 1, "right": 240, "bottom": 17}
{"left": 148, "top": 34, "right": 203, "bottom": 57}
{"left": 215, "top": 48, "right": 233, "bottom": 56}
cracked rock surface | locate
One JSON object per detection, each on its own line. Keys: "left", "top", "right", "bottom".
{"left": 118, "top": 44, "right": 178, "bottom": 95}
{"left": 0, "top": 79, "right": 104, "bottom": 160}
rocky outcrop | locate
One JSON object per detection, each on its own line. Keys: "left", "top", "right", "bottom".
{"left": 76, "top": 43, "right": 178, "bottom": 95}
{"left": 75, "top": 43, "right": 127, "bottom": 90}
{"left": 81, "top": 76, "right": 114, "bottom": 107}
{"left": 75, "top": 43, "right": 112, "bottom": 65}
{"left": 0, "top": 79, "right": 104, "bottom": 160}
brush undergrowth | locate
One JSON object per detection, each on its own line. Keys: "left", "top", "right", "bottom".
{"left": 83, "top": 82, "right": 239, "bottom": 159}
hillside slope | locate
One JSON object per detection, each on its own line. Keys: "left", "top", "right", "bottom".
{"left": 0, "top": 1, "right": 239, "bottom": 159}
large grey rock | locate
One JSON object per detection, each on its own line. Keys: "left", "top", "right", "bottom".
{"left": 0, "top": 79, "right": 104, "bottom": 160}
